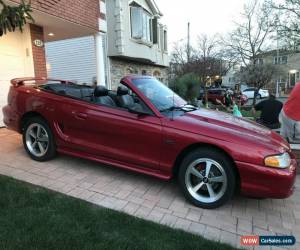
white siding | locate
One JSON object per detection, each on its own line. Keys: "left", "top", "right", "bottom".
{"left": 45, "top": 36, "right": 97, "bottom": 84}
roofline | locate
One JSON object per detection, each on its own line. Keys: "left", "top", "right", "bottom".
{"left": 146, "top": 0, "right": 163, "bottom": 16}
{"left": 258, "top": 49, "right": 300, "bottom": 57}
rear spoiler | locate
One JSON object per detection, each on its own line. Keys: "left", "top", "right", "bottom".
{"left": 11, "top": 77, "right": 74, "bottom": 87}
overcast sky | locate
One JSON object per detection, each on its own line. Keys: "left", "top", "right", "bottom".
{"left": 155, "top": 0, "right": 246, "bottom": 49}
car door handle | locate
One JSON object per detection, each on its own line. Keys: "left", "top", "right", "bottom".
{"left": 72, "top": 112, "right": 87, "bottom": 120}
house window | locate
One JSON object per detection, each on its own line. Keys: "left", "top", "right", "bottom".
{"left": 163, "top": 30, "right": 168, "bottom": 51}
{"left": 159, "top": 24, "right": 163, "bottom": 50}
{"left": 130, "top": 6, "right": 152, "bottom": 43}
{"left": 273, "top": 56, "right": 288, "bottom": 65}
{"left": 254, "top": 58, "right": 263, "bottom": 65}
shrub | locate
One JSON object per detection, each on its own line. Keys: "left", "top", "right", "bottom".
{"left": 170, "top": 73, "right": 200, "bottom": 104}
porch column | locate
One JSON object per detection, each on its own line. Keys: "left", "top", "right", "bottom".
{"left": 30, "top": 24, "right": 47, "bottom": 77}
{"left": 95, "top": 32, "right": 106, "bottom": 86}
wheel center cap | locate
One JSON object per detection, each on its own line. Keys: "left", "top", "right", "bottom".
{"left": 203, "top": 177, "right": 209, "bottom": 183}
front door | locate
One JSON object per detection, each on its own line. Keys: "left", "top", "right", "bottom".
{"left": 290, "top": 73, "right": 296, "bottom": 87}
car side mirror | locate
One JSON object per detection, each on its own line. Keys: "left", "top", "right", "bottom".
{"left": 128, "top": 105, "right": 151, "bottom": 116}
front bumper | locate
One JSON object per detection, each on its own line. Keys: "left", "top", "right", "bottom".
{"left": 236, "top": 159, "right": 297, "bottom": 199}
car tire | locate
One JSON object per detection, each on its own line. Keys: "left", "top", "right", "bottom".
{"left": 178, "top": 148, "right": 236, "bottom": 209}
{"left": 22, "top": 117, "right": 56, "bottom": 162}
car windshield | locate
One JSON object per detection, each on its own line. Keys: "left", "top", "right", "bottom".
{"left": 132, "top": 78, "right": 187, "bottom": 111}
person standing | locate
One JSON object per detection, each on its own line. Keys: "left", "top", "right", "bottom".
{"left": 252, "top": 93, "right": 283, "bottom": 129}
{"left": 280, "top": 83, "right": 300, "bottom": 143}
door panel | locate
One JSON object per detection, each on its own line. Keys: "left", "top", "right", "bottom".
{"left": 59, "top": 99, "right": 162, "bottom": 169}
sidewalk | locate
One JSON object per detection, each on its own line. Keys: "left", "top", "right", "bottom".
{"left": 0, "top": 128, "right": 299, "bottom": 249}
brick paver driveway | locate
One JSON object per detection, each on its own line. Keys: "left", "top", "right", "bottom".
{"left": 0, "top": 128, "right": 299, "bottom": 249}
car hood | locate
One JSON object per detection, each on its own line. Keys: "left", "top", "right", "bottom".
{"left": 172, "top": 109, "right": 290, "bottom": 152}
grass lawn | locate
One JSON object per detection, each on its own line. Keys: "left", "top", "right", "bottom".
{"left": 0, "top": 175, "right": 237, "bottom": 250}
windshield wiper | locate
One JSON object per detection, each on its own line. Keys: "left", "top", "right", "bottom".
{"left": 160, "top": 104, "right": 197, "bottom": 113}
{"left": 159, "top": 106, "right": 183, "bottom": 112}
{"left": 182, "top": 104, "right": 198, "bottom": 110}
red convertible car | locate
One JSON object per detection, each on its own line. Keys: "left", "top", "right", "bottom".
{"left": 2, "top": 76, "right": 297, "bottom": 209}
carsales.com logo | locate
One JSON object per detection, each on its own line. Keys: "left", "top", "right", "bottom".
{"left": 241, "top": 236, "right": 296, "bottom": 246}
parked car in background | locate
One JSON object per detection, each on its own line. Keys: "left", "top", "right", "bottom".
{"left": 207, "top": 88, "right": 248, "bottom": 106}
{"left": 2, "top": 76, "right": 296, "bottom": 209}
{"left": 242, "top": 88, "right": 270, "bottom": 99}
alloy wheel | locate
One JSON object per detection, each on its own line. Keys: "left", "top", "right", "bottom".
{"left": 185, "top": 158, "right": 228, "bottom": 204}
{"left": 25, "top": 123, "right": 49, "bottom": 157}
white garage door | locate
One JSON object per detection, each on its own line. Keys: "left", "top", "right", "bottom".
{"left": 0, "top": 26, "right": 33, "bottom": 127}
{"left": 0, "top": 55, "right": 25, "bottom": 127}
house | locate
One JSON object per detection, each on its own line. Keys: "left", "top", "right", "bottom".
{"left": 46, "top": 0, "right": 169, "bottom": 89}
{"left": 222, "top": 65, "right": 241, "bottom": 88}
{"left": 0, "top": 0, "right": 104, "bottom": 127}
{"left": 257, "top": 49, "right": 300, "bottom": 93}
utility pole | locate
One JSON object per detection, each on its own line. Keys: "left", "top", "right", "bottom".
{"left": 187, "top": 22, "right": 191, "bottom": 63}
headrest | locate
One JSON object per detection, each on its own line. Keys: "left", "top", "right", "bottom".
{"left": 94, "top": 86, "right": 109, "bottom": 97}
{"left": 117, "top": 86, "right": 129, "bottom": 96}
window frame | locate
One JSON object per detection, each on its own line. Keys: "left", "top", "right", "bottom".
{"left": 273, "top": 55, "right": 288, "bottom": 65}
{"left": 130, "top": 5, "right": 153, "bottom": 44}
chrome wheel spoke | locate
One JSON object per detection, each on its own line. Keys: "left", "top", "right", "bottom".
{"left": 206, "top": 184, "right": 216, "bottom": 198}
{"left": 210, "top": 176, "right": 224, "bottom": 183}
{"left": 38, "top": 135, "right": 48, "bottom": 142}
{"left": 29, "top": 130, "right": 36, "bottom": 139}
{"left": 191, "top": 167, "right": 204, "bottom": 179}
{"left": 32, "top": 141, "right": 37, "bottom": 149}
{"left": 205, "top": 161, "right": 212, "bottom": 177}
{"left": 37, "top": 125, "right": 41, "bottom": 138}
{"left": 192, "top": 181, "right": 205, "bottom": 193}
{"left": 37, "top": 142, "right": 45, "bottom": 154}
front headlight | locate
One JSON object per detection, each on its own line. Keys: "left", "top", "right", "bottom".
{"left": 264, "top": 153, "right": 291, "bottom": 169}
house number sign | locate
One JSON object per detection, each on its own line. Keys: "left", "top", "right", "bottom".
{"left": 34, "top": 39, "right": 44, "bottom": 48}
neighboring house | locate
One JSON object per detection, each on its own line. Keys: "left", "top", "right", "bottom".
{"left": 257, "top": 49, "right": 300, "bottom": 93}
{"left": 107, "top": 0, "right": 169, "bottom": 88}
{"left": 46, "top": 0, "right": 169, "bottom": 89}
{"left": 0, "top": 0, "right": 103, "bottom": 127}
{"left": 222, "top": 65, "right": 241, "bottom": 88}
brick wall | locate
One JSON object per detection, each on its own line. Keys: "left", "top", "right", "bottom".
{"left": 10, "top": 0, "right": 100, "bottom": 31}
{"left": 109, "top": 58, "right": 169, "bottom": 89}
{"left": 30, "top": 24, "right": 47, "bottom": 77}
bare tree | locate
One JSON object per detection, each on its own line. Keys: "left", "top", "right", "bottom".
{"left": 268, "top": 0, "right": 300, "bottom": 48}
{"left": 196, "top": 34, "right": 221, "bottom": 59}
{"left": 223, "top": 0, "right": 277, "bottom": 105}
{"left": 170, "top": 41, "right": 188, "bottom": 66}
{"left": 237, "top": 63, "right": 275, "bottom": 89}
{"left": 170, "top": 34, "right": 232, "bottom": 105}
{"left": 223, "top": 0, "right": 276, "bottom": 66}
{"left": 170, "top": 34, "right": 230, "bottom": 83}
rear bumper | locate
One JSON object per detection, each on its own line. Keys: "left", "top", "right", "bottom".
{"left": 236, "top": 159, "right": 297, "bottom": 199}
{"left": 2, "top": 105, "right": 20, "bottom": 132}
